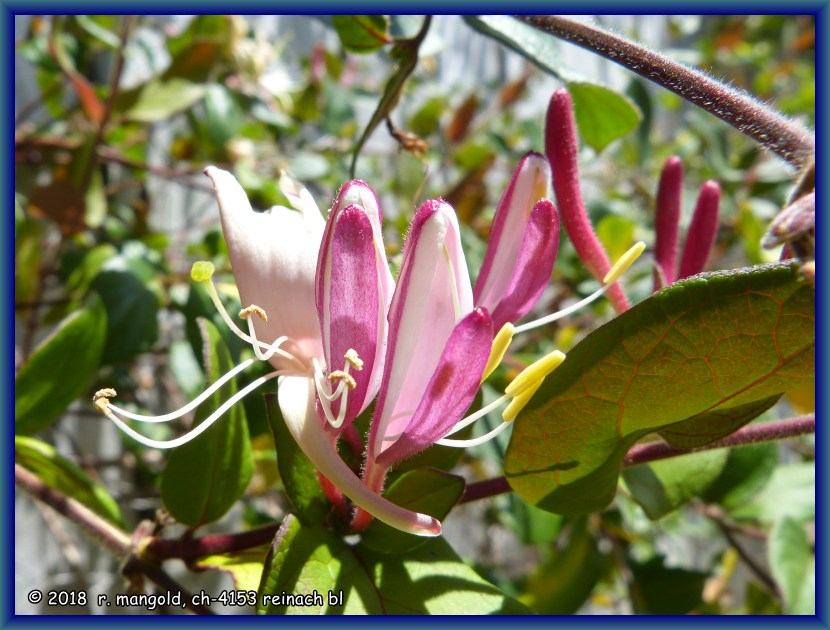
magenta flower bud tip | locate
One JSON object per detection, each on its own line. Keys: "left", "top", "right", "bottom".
{"left": 653, "top": 156, "right": 684, "bottom": 290}
{"left": 678, "top": 180, "right": 721, "bottom": 280}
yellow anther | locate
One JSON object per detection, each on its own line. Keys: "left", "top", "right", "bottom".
{"left": 481, "top": 323, "right": 515, "bottom": 383}
{"left": 92, "top": 388, "right": 117, "bottom": 415}
{"left": 505, "top": 350, "right": 566, "bottom": 397}
{"left": 329, "top": 370, "right": 357, "bottom": 390}
{"left": 239, "top": 305, "right": 268, "bottom": 321}
{"left": 502, "top": 378, "right": 544, "bottom": 422}
{"left": 190, "top": 260, "right": 216, "bottom": 283}
{"left": 344, "top": 348, "right": 363, "bottom": 371}
{"left": 603, "top": 241, "right": 646, "bottom": 284}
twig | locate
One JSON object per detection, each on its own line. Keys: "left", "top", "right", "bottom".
{"left": 518, "top": 16, "right": 815, "bottom": 170}
{"left": 460, "top": 414, "right": 815, "bottom": 504}
{"left": 144, "top": 523, "right": 278, "bottom": 563}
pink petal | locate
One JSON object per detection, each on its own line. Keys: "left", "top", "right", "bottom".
{"left": 375, "top": 308, "right": 493, "bottom": 467}
{"left": 678, "top": 181, "right": 721, "bottom": 279}
{"left": 653, "top": 156, "right": 683, "bottom": 289}
{"left": 369, "top": 200, "right": 474, "bottom": 460}
{"left": 316, "top": 205, "right": 381, "bottom": 423}
{"left": 204, "top": 166, "right": 324, "bottom": 370}
{"left": 545, "top": 90, "right": 629, "bottom": 312}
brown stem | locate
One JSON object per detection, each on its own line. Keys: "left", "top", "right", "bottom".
{"left": 461, "top": 414, "right": 814, "bottom": 504}
{"left": 144, "top": 523, "right": 279, "bottom": 563}
{"left": 518, "top": 16, "right": 815, "bottom": 170}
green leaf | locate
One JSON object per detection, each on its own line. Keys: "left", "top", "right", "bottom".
{"left": 331, "top": 16, "right": 390, "bottom": 54}
{"left": 15, "top": 436, "right": 125, "bottom": 527}
{"left": 505, "top": 262, "right": 814, "bottom": 516}
{"left": 161, "top": 318, "right": 254, "bottom": 527}
{"left": 16, "top": 295, "right": 107, "bottom": 435}
{"left": 197, "top": 550, "right": 267, "bottom": 593}
{"left": 702, "top": 442, "right": 779, "bottom": 510}
{"left": 462, "top": 16, "right": 576, "bottom": 81}
{"left": 264, "top": 393, "right": 329, "bottom": 526}
{"left": 15, "top": 218, "right": 45, "bottom": 305}
{"left": 731, "top": 462, "right": 814, "bottom": 525}
{"left": 769, "top": 517, "right": 814, "bottom": 614}
{"left": 118, "top": 78, "right": 207, "bottom": 123}
{"left": 360, "top": 469, "right": 465, "bottom": 554}
{"left": 622, "top": 449, "right": 729, "bottom": 520}
{"left": 257, "top": 515, "right": 529, "bottom": 615}
{"left": 203, "top": 83, "right": 243, "bottom": 148}
{"left": 595, "top": 214, "right": 635, "bottom": 262}
{"left": 522, "top": 518, "right": 602, "bottom": 614}
{"left": 629, "top": 555, "right": 708, "bottom": 614}
{"left": 567, "top": 82, "right": 642, "bottom": 153}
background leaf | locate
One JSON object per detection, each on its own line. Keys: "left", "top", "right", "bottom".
{"left": 160, "top": 318, "right": 254, "bottom": 527}
{"left": 15, "top": 436, "right": 125, "bottom": 527}
{"left": 567, "top": 81, "right": 643, "bottom": 153}
{"left": 505, "top": 262, "right": 814, "bottom": 516}
{"left": 768, "top": 517, "right": 814, "bottom": 614}
{"left": 15, "top": 294, "right": 107, "bottom": 435}
{"left": 332, "top": 16, "right": 390, "bottom": 54}
{"left": 629, "top": 554, "right": 708, "bottom": 614}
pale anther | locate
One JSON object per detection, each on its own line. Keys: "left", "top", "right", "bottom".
{"left": 329, "top": 370, "right": 357, "bottom": 390}
{"left": 93, "top": 388, "right": 117, "bottom": 414}
{"left": 603, "top": 241, "right": 646, "bottom": 284}
{"left": 505, "top": 350, "right": 566, "bottom": 397}
{"left": 344, "top": 348, "right": 363, "bottom": 371}
{"left": 239, "top": 304, "right": 268, "bottom": 321}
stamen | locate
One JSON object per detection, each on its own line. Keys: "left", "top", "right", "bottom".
{"left": 435, "top": 419, "right": 512, "bottom": 447}
{"left": 101, "top": 370, "right": 284, "bottom": 449}
{"left": 505, "top": 350, "right": 566, "bottom": 397}
{"left": 482, "top": 323, "right": 515, "bottom": 382}
{"left": 442, "top": 244, "right": 462, "bottom": 322}
{"left": 344, "top": 348, "right": 363, "bottom": 371}
{"left": 441, "top": 394, "right": 510, "bottom": 438}
{"left": 513, "top": 242, "right": 646, "bottom": 335}
{"left": 239, "top": 304, "right": 267, "bottom": 321}
{"left": 329, "top": 370, "right": 357, "bottom": 390}
{"left": 97, "top": 358, "right": 257, "bottom": 423}
{"left": 502, "top": 379, "right": 544, "bottom": 422}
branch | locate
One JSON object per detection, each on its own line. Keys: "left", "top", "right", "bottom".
{"left": 143, "top": 523, "right": 278, "bottom": 563}
{"left": 518, "top": 16, "right": 815, "bottom": 170}
{"left": 460, "top": 414, "right": 814, "bottom": 504}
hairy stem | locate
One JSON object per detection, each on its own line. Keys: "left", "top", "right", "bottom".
{"left": 461, "top": 414, "right": 814, "bottom": 504}
{"left": 519, "top": 15, "right": 815, "bottom": 169}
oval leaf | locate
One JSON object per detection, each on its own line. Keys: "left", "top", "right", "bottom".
{"left": 161, "top": 318, "right": 254, "bottom": 527}
{"left": 15, "top": 436, "right": 125, "bottom": 527}
{"left": 505, "top": 262, "right": 814, "bottom": 516}
{"left": 332, "top": 15, "right": 390, "bottom": 54}
{"left": 567, "top": 81, "right": 643, "bottom": 153}
{"left": 16, "top": 295, "right": 107, "bottom": 435}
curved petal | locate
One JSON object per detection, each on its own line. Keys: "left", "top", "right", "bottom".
{"left": 474, "top": 152, "right": 553, "bottom": 311}
{"left": 204, "top": 167, "right": 324, "bottom": 370}
{"left": 316, "top": 205, "right": 382, "bottom": 423}
{"left": 375, "top": 308, "right": 493, "bottom": 467}
{"left": 369, "top": 200, "right": 474, "bottom": 460}
{"left": 278, "top": 375, "right": 441, "bottom": 537}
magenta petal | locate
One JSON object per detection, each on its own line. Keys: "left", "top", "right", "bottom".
{"left": 490, "top": 200, "right": 559, "bottom": 330}
{"left": 653, "top": 156, "right": 684, "bottom": 290}
{"left": 375, "top": 308, "right": 493, "bottom": 467}
{"left": 678, "top": 181, "right": 721, "bottom": 279}
{"left": 316, "top": 205, "right": 380, "bottom": 423}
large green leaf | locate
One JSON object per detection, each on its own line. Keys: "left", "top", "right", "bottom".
{"left": 360, "top": 469, "right": 465, "bottom": 554}
{"left": 15, "top": 436, "right": 125, "bottom": 527}
{"left": 15, "top": 295, "right": 107, "bottom": 435}
{"left": 257, "top": 515, "right": 529, "bottom": 615}
{"left": 768, "top": 517, "right": 814, "bottom": 614}
{"left": 505, "top": 262, "right": 814, "bottom": 516}
{"left": 332, "top": 16, "right": 390, "bottom": 54}
{"left": 264, "top": 393, "right": 329, "bottom": 527}
{"left": 567, "top": 82, "right": 642, "bottom": 153}
{"left": 622, "top": 449, "right": 729, "bottom": 520}
{"left": 160, "top": 318, "right": 254, "bottom": 527}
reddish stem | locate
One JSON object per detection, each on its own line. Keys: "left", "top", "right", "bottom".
{"left": 678, "top": 181, "right": 721, "bottom": 279}
{"left": 545, "top": 89, "right": 629, "bottom": 313}
{"left": 653, "top": 156, "right": 683, "bottom": 290}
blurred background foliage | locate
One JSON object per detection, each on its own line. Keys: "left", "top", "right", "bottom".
{"left": 14, "top": 15, "right": 814, "bottom": 615}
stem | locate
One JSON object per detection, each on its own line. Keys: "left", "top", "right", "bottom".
{"left": 144, "top": 523, "right": 279, "bottom": 563}
{"left": 460, "top": 414, "right": 814, "bottom": 504}
{"left": 519, "top": 16, "right": 815, "bottom": 170}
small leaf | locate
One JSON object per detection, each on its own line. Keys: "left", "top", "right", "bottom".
{"left": 360, "top": 469, "right": 464, "bottom": 554}
{"left": 15, "top": 436, "right": 125, "bottom": 527}
{"left": 15, "top": 219, "right": 45, "bottom": 304}
{"left": 16, "top": 295, "right": 107, "bottom": 435}
{"left": 622, "top": 449, "right": 728, "bottom": 520}
{"left": 567, "top": 82, "right": 642, "bottom": 153}
{"left": 505, "top": 262, "right": 814, "bottom": 516}
{"left": 629, "top": 555, "right": 708, "bottom": 614}
{"left": 197, "top": 550, "right": 267, "bottom": 593}
{"left": 264, "top": 393, "right": 329, "bottom": 526}
{"left": 769, "top": 517, "right": 814, "bottom": 614}
{"left": 160, "top": 318, "right": 254, "bottom": 527}
{"left": 702, "top": 442, "right": 778, "bottom": 509}
{"left": 731, "top": 462, "right": 814, "bottom": 525}
{"left": 257, "top": 515, "right": 529, "bottom": 615}
{"left": 117, "top": 78, "right": 207, "bottom": 123}
{"left": 203, "top": 83, "right": 243, "bottom": 148}
{"left": 332, "top": 16, "right": 390, "bottom": 54}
